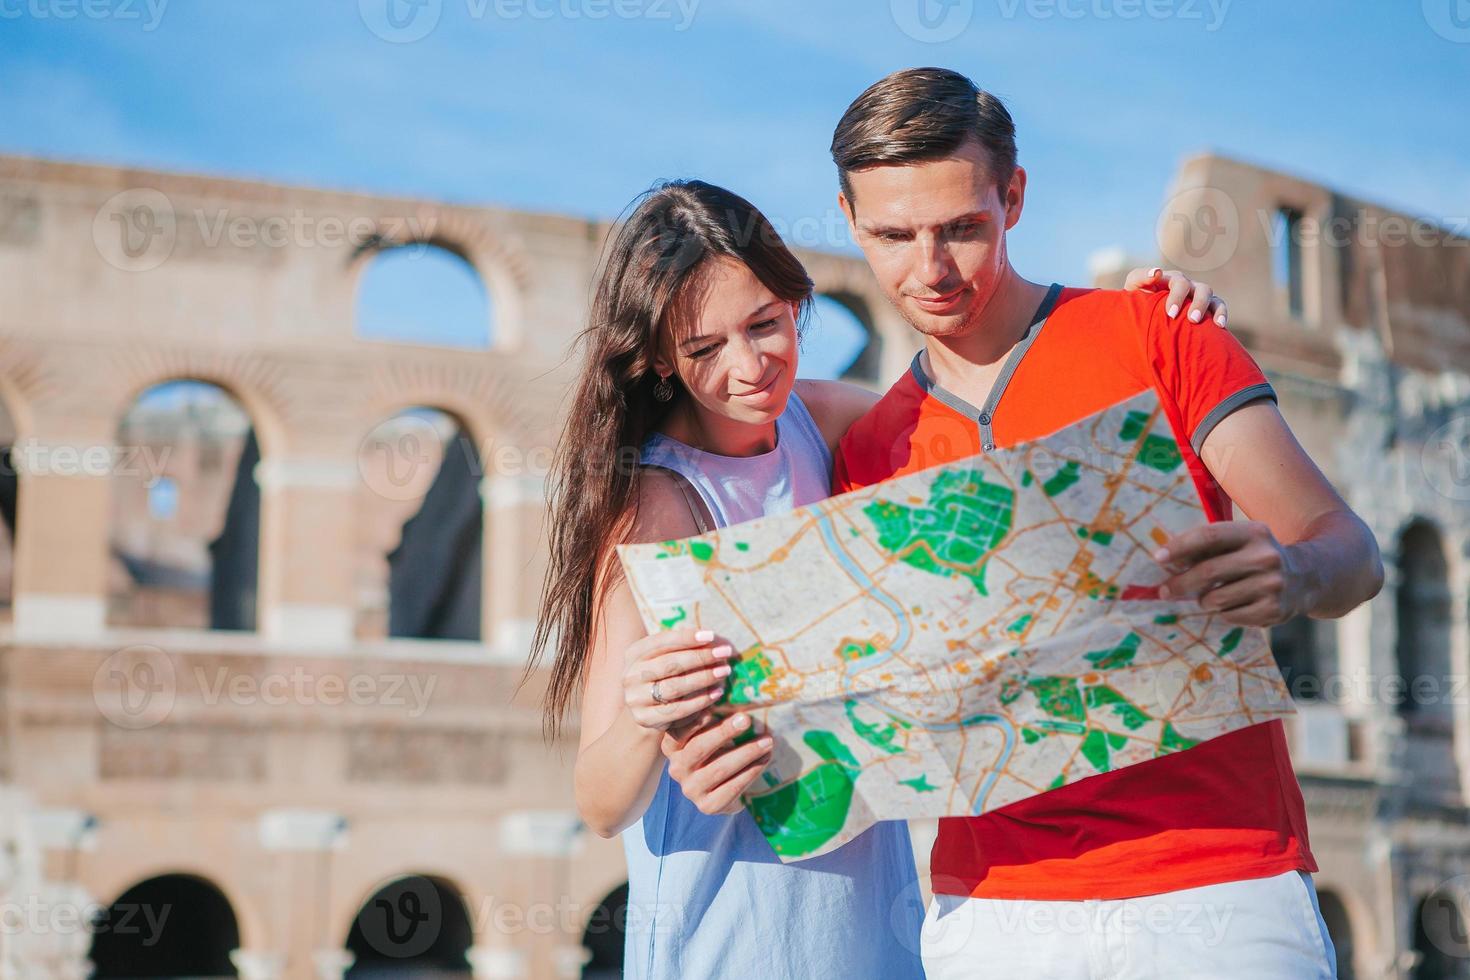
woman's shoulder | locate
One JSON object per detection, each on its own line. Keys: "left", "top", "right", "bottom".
{"left": 626, "top": 466, "right": 703, "bottom": 545}
{"left": 793, "top": 379, "right": 881, "bottom": 455}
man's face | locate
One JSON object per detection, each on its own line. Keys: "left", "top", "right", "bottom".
{"left": 841, "top": 137, "right": 1024, "bottom": 340}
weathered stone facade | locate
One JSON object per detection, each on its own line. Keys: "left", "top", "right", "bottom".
{"left": 2, "top": 148, "right": 1468, "bottom": 978}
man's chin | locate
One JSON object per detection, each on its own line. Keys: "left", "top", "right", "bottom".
{"left": 902, "top": 304, "right": 976, "bottom": 337}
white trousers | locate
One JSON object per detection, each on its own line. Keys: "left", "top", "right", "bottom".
{"left": 920, "top": 870, "right": 1336, "bottom": 979}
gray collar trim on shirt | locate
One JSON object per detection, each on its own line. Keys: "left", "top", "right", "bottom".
{"left": 909, "top": 282, "right": 1064, "bottom": 451}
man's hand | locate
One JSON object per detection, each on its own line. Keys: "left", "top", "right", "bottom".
{"left": 1123, "top": 266, "right": 1228, "bottom": 326}
{"left": 661, "top": 711, "right": 774, "bottom": 816}
{"left": 1155, "top": 521, "right": 1313, "bottom": 627}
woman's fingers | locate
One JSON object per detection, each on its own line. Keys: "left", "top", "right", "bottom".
{"left": 682, "top": 737, "right": 775, "bottom": 815}
{"left": 667, "top": 712, "right": 753, "bottom": 774}
{"left": 638, "top": 686, "right": 725, "bottom": 728}
{"left": 633, "top": 644, "right": 734, "bottom": 687}
{"left": 1209, "top": 295, "right": 1229, "bottom": 327}
{"left": 705, "top": 751, "right": 778, "bottom": 815}
{"left": 1185, "top": 281, "right": 1215, "bottom": 323}
{"left": 631, "top": 662, "right": 732, "bottom": 707}
{"left": 625, "top": 627, "right": 720, "bottom": 665}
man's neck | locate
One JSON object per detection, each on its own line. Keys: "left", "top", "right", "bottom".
{"left": 923, "top": 274, "right": 1051, "bottom": 404}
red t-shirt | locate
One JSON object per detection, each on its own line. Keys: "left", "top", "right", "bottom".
{"left": 833, "top": 284, "right": 1315, "bottom": 901}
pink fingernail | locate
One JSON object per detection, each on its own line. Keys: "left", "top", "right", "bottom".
{"left": 1189, "top": 310, "right": 1203, "bottom": 323}
{"left": 757, "top": 736, "right": 774, "bottom": 748}
{"left": 1153, "top": 548, "right": 1170, "bottom": 562}
{"left": 708, "top": 688, "right": 723, "bottom": 700}
{"left": 714, "top": 664, "right": 731, "bottom": 678}
{"left": 1215, "top": 314, "right": 1227, "bottom": 326}
{"left": 732, "top": 714, "right": 749, "bottom": 730}
{"left": 1168, "top": 304, "right": 1180, "bottom": 318}
{"left": 695, "top": 630, "right": 715, "bottom": 642}
{"left": 712, "top": 644, "right": 733, "bottom": 659}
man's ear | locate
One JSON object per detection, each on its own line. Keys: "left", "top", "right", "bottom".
{"left": 1002, "top": 166, "right": 1027, "bottom": 231}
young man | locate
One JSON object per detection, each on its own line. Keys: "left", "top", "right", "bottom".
{"left": 822, "top": 68, "right": 1382, "bottom": 977}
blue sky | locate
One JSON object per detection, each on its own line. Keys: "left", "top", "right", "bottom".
{"left": 5, "top": 0, "right": 1468, "bottom": 372}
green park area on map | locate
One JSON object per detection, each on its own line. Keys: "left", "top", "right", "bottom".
{"left": 619, "top": 389, "right": 1294, "bottom": 862}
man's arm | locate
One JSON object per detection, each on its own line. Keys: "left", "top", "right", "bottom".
{"left": 1157, "top": 399, "right": 1384, "bottom": 625}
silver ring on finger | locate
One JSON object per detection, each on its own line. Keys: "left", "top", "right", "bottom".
{"left": 651, "top": 680, "right": 667, "bottom": 704}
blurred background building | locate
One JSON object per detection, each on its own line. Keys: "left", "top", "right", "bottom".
{"left": 1, "top": 147, "right": 1469, "bottom": 979}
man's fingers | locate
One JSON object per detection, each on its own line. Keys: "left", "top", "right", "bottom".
{"left": 1199, "top": 572, "right": 1280, "bottom": 613}
{"left": 1161, "top": 551, "right": 1257, "bottom": 600}
{"left": 1156, "top": 522, "right": 1252, "bottom": 569}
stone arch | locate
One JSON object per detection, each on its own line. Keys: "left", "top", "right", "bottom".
{"left": 347, "top": 212, "right": 532, "bottom": 353}
{"left": 1395, "top": 517, "right": 1454, "bottom": 725}
{"left": 355, "top": 402, "right": 486, "bottom": 641}
{"left": 1313, "top": 883, "right": 1366, "bottom": 979}
{"left": 108, "top": 376, "right": 266, "bottom": 631}
{"left": 89, "top": 871, "right": 246, "bottom": 978}
{"left": 809, "top": 290, "right": 883, "bottom": 384}
{"left": 580, "top": 880, "right": 628, "bottom": 979}
{"left": 343, "top": 871, "right": 476, "bottom": 976}
{"left": 1412, "top": 887, "right": 1470, "bottom": 979}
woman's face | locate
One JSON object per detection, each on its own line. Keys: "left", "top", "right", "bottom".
{"left": 657, "top": 255, "right": 799, "bottom": 428}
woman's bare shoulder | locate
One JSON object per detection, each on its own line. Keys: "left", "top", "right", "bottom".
{"left": 794, "top": 378, "right": 882, "bottom": 453}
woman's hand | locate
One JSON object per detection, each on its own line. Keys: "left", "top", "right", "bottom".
{"left": 623, "top": 627, "right": 734, "bottom": 731}
{"left": 1124, "top": 266, "right": 1228, "bottom": 327}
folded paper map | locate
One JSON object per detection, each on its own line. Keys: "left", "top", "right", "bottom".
{"left": 618, "top": 389, "right": 1294, "bottom": 862}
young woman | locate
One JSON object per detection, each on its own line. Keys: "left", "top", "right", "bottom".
{"left": 530, "top": 179, "right": 1225, "bottom": 978}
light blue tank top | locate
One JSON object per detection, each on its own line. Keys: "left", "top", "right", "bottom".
{"left": 626, "top": 390, "right": 925, "bottom": 980}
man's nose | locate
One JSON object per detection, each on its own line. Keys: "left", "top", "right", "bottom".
{"left": 915, "top": 236, "right": 951, "bottom": 289}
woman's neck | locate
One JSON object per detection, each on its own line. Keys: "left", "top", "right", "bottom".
{"left": 663, "top": 400, "right": 777, "bottom": 457}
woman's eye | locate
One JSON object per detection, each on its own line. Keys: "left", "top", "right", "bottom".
{"left": 752, "top": 318, "right": 779, "bottom": 332}
{"left": 687, "top": 345, "right": 717, "bottom": 360}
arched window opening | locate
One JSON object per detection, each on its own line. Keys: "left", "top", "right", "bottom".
{"left": 89, "top": 873, "right": 241, "bottom": 978}
{"left": 355, "top": 243, "right": 493, "bottom": 350}
{"left": 109, "top": 380, "right": 258, "bottom": 631}
{"left": 800, "top": 293, "right": 881, "bottom": 384}
{"left": 345, "top": 874, "right": 474, "bottom": 978}
{"left": 356, "top": 408, "right": 483, "bottom": 641}
{"left": 582, "top": 882, "right": 629, "bottom": 979}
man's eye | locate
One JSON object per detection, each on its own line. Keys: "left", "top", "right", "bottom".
{"left": 879, "top": 233, "right": 906, "bottom": 244}
{"left": 945, "top": 221, "right": 981, "bottom": 237}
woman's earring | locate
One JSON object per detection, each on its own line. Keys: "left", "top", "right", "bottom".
{"left": 654, "top": 374, "right": 675, "bottom": 402}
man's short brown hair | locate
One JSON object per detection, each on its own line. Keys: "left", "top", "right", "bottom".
{"left": 830, "top": 67, "right": 1017, "bottom": 205}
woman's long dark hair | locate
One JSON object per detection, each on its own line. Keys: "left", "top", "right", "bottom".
{"left": 530, "top": 179, "right": 813, "bottom": 738}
